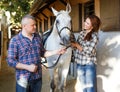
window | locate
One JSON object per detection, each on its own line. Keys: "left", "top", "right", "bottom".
{"left": 84, "top": 0, "right": 94, "bottom": 18}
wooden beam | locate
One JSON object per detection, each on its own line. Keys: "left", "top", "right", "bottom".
{"left": 95, "top": 0, "right": 100, "bottom": 17}
{"left": 47, "top": 7, "right": 52, "bottom": 12}
{"left": 34, "top": 0, "right": 57, "bottom": 16}
{"left": 1, "top": 14, "right": 8, "bottom": 66}
{"left": 41, "top": 12, "right": 48, "bottom": 19}
{"left": 36, "top": 15, "right": 42, "bottom": 21}
{"left": 59, "top": 0, "right": 67, "bottom": 6}
{"left": 30, "top": 0, "right": 47, "bottom": 15}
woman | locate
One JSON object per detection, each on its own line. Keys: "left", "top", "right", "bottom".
{"left": 71, "top": 15, "right": 101, "bottom": 92}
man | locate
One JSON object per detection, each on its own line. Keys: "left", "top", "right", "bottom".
{"left": 7, "top": 14, "right": 65, "bottom": 92}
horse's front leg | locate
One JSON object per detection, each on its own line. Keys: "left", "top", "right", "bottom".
{"left": 50, "top": 79, "right": 55, "bottom": 92}
{"left": 59, "top": 66, "right": 70, "bottom": 92}
{"left": 49, "top": 69, "right": 56, "bottom": 92}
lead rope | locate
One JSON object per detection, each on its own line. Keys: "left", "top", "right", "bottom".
{"left": 41, "top": 44, "right": 71, "bottom": 69}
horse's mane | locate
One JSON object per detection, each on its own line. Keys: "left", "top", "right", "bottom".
{"left": 42, "top": 27, "right": 53, "bottom": 45}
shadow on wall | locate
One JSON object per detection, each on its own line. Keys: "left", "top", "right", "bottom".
{"left": 97, "top": 31, "right": 120, "bottom": 92}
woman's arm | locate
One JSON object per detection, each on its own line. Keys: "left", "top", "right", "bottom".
{"left": 71, "top": 42, "right": 83, "bottom": 51}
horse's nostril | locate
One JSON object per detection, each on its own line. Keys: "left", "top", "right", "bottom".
{"left": 62, "top": 37, "right": 70, "bottom": 45}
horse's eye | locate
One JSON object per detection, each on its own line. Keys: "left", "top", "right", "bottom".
{"left": 70, "top": 20, "right": 72, "bottom": 25}
{"left": 56, "top": 20, "right": 59, "bottom": 24}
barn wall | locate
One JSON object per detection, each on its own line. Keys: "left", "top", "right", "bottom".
{"left": 71, "top": 4, "right": 82, "bottom": 32}
{"left": 96, "top": 1, "right": 120, "bottom": 91}
{"left": 100, "top": 0, "right": 120, "bottom": 31}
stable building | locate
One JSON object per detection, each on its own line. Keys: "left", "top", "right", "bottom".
{"left": 0, "top": 0, "right": 120, "bottom": 92}
{"left": 29, "top": 0, "right": 120, "bottom": 92}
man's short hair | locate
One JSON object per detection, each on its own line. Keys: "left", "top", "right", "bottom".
{"left": 21, "top": 14, "right": 36, "bottom": 26}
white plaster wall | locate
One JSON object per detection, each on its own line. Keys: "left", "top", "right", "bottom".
{"left": 97, "top": 31, "right": 120, "bottom": 92}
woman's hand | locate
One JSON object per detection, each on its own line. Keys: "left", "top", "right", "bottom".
{"left": 71, "top": 42, "right": 77, "bottom": 48}
{"left": 71, "top": 42, "right": 82, "bottom": 51}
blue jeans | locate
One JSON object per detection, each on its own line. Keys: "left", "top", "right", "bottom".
{"left": 77, "top": 62, "right": 96, "bottom": 92}
{"left": 16, "top": 78, "right": 42, "bottom": 92}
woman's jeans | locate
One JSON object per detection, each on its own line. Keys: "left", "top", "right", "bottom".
{"left": 77, "top": 62, "right": 96, "bottom": 92}
{"left": 16, "top": 78, "right": 42, "bottom": 92}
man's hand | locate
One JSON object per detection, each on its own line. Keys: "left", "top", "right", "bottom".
{"left": 57, "top": 48, "right": 66, "bottom": 55}
{"left": 16, "top": 63, "right": 38, "bottom": 73}
{"left": 27, "top": 64, "right": 38, "bottom": 72}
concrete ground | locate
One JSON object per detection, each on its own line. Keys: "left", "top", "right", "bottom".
{"left": 0, "top": 61, "right": 76, "bottom": 92}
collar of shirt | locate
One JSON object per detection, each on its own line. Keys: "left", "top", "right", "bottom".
{"left": 19, "top": 31, "right": 35, "bottom": 40}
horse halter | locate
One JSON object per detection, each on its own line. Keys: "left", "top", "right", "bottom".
{"left": 56, "top": 18, "right": 71, "bottom": 42}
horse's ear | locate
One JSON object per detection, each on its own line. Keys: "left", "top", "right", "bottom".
{"left": 66, "top": 3, "right": 71, "bottom": 13}
{"left": 51, "top": 7, "right": 58, "bottom": 16}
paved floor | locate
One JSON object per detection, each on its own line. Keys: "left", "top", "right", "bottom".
{"left": 0, "top": 61, "right": 76, "bottom": 92}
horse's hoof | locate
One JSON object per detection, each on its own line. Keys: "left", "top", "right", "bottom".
{"left": 50, "top": 82, "right": 56, "bottom": 90}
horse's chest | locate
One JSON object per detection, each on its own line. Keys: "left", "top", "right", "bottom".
{"left": 45, "top": 36, "right": 62, "bottom": 50}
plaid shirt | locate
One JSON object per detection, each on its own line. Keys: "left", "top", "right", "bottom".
{"left": 74, "top": 30, "right": 98, "bottom": 65}
{"left": 7, "top": 32, "right": 45, "bottom": 80}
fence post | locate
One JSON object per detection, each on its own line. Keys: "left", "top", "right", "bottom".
{"left": 0, "top": 13, "right": 8, "bottom": 69}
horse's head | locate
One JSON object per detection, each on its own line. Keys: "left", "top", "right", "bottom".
{"left": 51, "top": 3, "right": 72, "bottom": 46}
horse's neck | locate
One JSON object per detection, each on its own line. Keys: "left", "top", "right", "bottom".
{"left": 46, "top": 26, "right": 61, "bottom": 48}
{"left": 45, "top": 35, "right": 61, "bottom": 50}
{"left": 50, "top": 26, "right": 59, "bottom": 37}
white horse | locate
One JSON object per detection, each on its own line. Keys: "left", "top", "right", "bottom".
{"left": 43, "top": 4, "right": 73, "bottom": 92}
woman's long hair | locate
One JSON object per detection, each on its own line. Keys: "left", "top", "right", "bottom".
{"left": 84, "top": 15, "right": 101, "bottom": 41}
